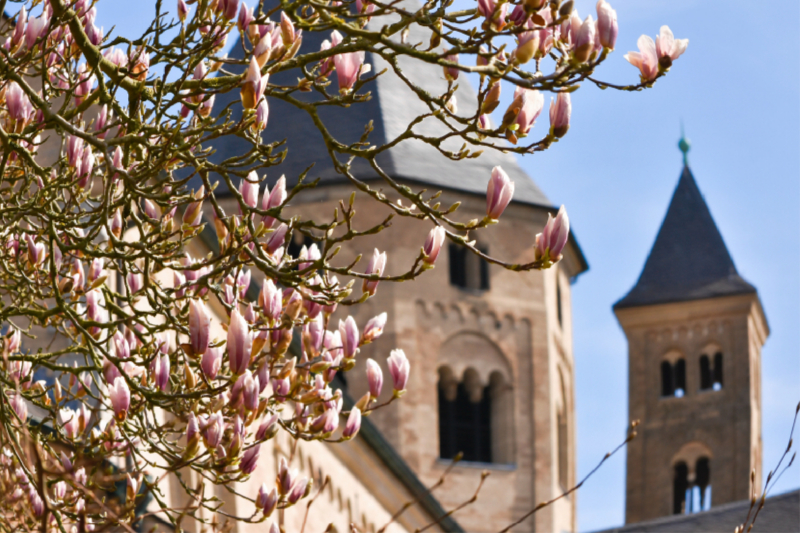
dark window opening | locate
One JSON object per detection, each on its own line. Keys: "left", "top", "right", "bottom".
{"left": 713, "top": 352, "right": 723, "bottom": 390}
{"left": 448, "top": 244, "right": 490, "bottom": 291}
{"left": 674, "top": 359, "right": 686, "bottom": 396}
{"left": 700, "top": 352, "right": 723, "bottom": 391}
{"left": 438, "top": 373, "right": 492, "bottom": 463}
{"left": 661, "top": 361, "right": 674, "bottom": 397}
{"left": 699, "top": 355, "right": 712, "bottom": 390}
{"left": 673, "top": 462, "right": 689, "bottom": 514}
{"left": 674, "top": 457, "right": 712, "bottom": 514}
{"left": 661, "top": 359, "right": 686, "bottom": 398}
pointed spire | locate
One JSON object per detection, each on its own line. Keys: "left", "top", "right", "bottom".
{"left": 614, "top": 164, "right": 755, "bottom": 309}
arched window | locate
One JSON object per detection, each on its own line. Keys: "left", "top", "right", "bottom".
{"left": 661, "top": 358, "right": 686, "bottom": 398}
{"left": 448, "top": 244, "right": 489, "bottom": 291}
{"left": 438, "top": 367, "right": 491, "bottom": 463}
{"left": 672, "top": 444, "right": 713, "bottom": 514}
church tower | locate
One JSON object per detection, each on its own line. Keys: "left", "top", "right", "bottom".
{"left": 614, "top": 142, "right": 769, "bottom": 523}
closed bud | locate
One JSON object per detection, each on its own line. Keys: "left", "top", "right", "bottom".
{"left": 388, "top": 349, "right": 410, "bottom": 394}
{"left": 548, "top": 92, "right": 571, "bottom": 138}
{"left": 486, "top": 166, "right": 515, "bottom": 219}
{"left": 422, "top": 226, "right": 446, "bottom": 265}
{"left": 366, "top": 359, "right": 383, "bottom": 399}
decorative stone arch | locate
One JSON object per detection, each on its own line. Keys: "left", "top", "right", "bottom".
{"left": 437, "top": 332, "right": 515, "bottom": 465}
{"left": 438, "top": 331, "right": 513, "bottom": 386}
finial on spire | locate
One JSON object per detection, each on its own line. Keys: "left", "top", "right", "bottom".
{"left": 678, "top": 123, "right": 690, "bottom": 166}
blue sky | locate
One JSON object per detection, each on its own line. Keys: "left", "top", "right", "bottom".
{"left": 91, "top": 1, "right": 799, "bottom": 530}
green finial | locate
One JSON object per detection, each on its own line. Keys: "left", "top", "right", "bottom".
{"left": 678, "top": 123, "right": 690, "bottom": 166}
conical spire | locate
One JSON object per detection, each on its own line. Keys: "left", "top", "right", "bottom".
{"left": 201, "top": 0, "right": 551, "bottom": 207}
{"left": 614, "top": 163, "right": 755, "bottom": 309}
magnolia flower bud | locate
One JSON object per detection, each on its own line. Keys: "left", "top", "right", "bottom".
{"left": 486, "top": 166, "right": 515, "bottom": 220}
{"left": 240, "top": 171, "right": 260, "bottom": 210}
{"left": 254, "top": 98, "right": 269, "bottom": 132}
{"left": 549, "top": 92, "right": 571, "bottom": 138}
{"left": 227, "top": 308, "right": 253, "bottom": 375}
{"left": 266, "top": 223, "right": 288, "bottom": 255}
{"left": 241, "top": 443, "right": 261, "bottom": 474}
{"left": 366, "top": 359, "right": 383, "bottom": 399}
{"left": 362, "top": 249, "right": 386, "bottom": 296}
{"left": 573, "top": 15, "right": 596, "bottom": 63}
{"left": 534, "top": 205, "right": 570, "bottom": 263}
{"left": 201, "top": 346, "right": 222, "bottom": 380}
{"left": 596, "top": 0, "right": 618, "bottom": 49}
{"left": 388, "top": 349, "right": 410, "bottom": 394}
{"left": 188, "top": 299, "right": 210, "bottom": 356}
{"left": 108, "top": 377, "right": 130, "bottom": 420}
{"left": 177, "top": 0, "right": 189, "bottom": 22}
{"left": 338, "top": 316, "right": 359, "bottom": 359}
{"left": 422, "top": 226, "right": 446, "bottom": 265}
{"left": 241, "top": 57, "right": 268, "bottom": 110}
{"left": 53, "top": 481, "right": 67, "bottom": 500}
{"left": 126, "top": 475, "right": 138, "bottom": 502}
{"left": 6, "top": 327, "right": 21, "bottom": 354}
{"left": 443, "top": 53, "right": 459, "bottom": 81}
{"left": 8, "top": 392, "right": 27, "bottom": 424}
{"left": 287, "top": 477, "right": 309, "bottom": 504}
{"left": 154, "top": 353, "right": 170, "bottom": 391}
{"left": 257, "top": 485, "right": 278, "bottom": 516}
{"left": 343, "top": 407, "right": 362, "bottom": 439}
{"left": 259, "top": 280, "right": 282, "bottom": 321}
{"left": 361, "top": 312, "right": 387, "bottom": 344}
{"left": 261, "top": 175, "right": 287, "bottom": 227}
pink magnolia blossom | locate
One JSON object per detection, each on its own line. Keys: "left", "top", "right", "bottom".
{"left": 362, "top": 249, "right": 386, "bottom": 296}
{"left": 343, "top": 407, "right": 361, "bottom": 439}
{"left": 177, "top": 0, "right": 190, "bottom": 22}
{"left": 241, "top": 57, "right": 268, "bottom": 109}
{"left": 201, "top": 346, "right": 222, "bottom": 379}
{"left": 227, "top": 308, "right": 253, "bottom": 375}
{"left": 6, "top": 82, "right": 33, "bottom": 124}
{"left": 238, "top": 2, "right": 254, "bottom": 33}
{"left": 624, "top": 34, "right": 659, "bottom": 81}
{"left": 338, "top": 316, "right": 359, "bottom": 359}
{"left": 549, "top": 92, "right": 571, "bottom": 138}
{"left": 240, "top": 171, "right": 260, "bottom": 210}
{"left": 535, "top": 205, "right": 570, "bottom": 263}
{"left": 366, "top": 359, "right": 383, "bottom": 399}
{"left": 334, "top": 49, "right": 370, "bottom": 93}
{"left": 257, "top": 485, "right": 278, "bottom": 516}
{"left": 361, "top": 312, "right": 387, "bottom": 343}
{"left": 443, "top": 53, "right": 459, "bottom": 81}
{"left": 108, "top": 377, "right": 130, "bottom": 420}
{"left": 241, "top": 444, "right": 261, "bottom": 474}
{"left": 655, "top": 25, "right": 688, "bottom": 67}
{"left": 188, "top": 299, "right": 210, "bottom": 355}
{"left": 154, "top": 353, "right": 170, "bottom": 391}
{"left": 266, "top": 223, "right": 288, "bottom": 255}
{"left": 388, "top": 349, "right": 410, "bottom": 393}
{"left": 486, "top": 166, "right": 515, "bottom": 219}
{"left": 8, "top": 392, "right": 27, "bottom": 424}
{"left": 596, "top": 0, "right": 618, "bottom": 49}
{"left": 261, "top": 175, "right": 286, "bottom": 226}
{"left": 514, "top": 87, "right": 544, "bottom": 137}
{"left": 573, "top": 15, "right": 596, "bottom": 63}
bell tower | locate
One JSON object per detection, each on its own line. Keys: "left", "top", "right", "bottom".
{"left": 614, "top": 140, "right": 769, "bottom": 523}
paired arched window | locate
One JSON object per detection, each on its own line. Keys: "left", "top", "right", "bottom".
{"left": 699, "top": 352, "right": 723, "bottom": 391}
{"left": 437, "top": 366, "right": 513, "bottom": 464}
{"left": 673, "top": 457, "right": 711, "bottom": 514}
{"left": 661, "top": 358, "right": 686, "bottom": 398}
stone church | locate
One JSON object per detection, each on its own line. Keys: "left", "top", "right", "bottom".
{"left": 7, "top": 2, "right": 798, "bottom": 532}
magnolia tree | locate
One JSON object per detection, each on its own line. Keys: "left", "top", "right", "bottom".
{"left": 0, "top": 0, "right": 686, "bottom": 530}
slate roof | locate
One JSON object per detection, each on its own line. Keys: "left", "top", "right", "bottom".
{"left": 203, "top": 0, "right": 552, "bottom": 208}
{"left": 592, "top": 489, "right": 800, "bottom": 533}
{"left": 614, "top": 165, "right": 756, "bottom": 309}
